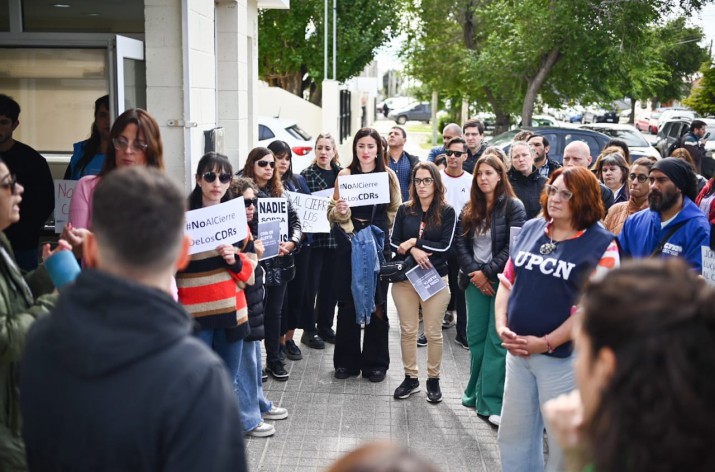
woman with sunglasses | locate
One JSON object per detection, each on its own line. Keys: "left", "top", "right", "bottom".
{"left": 328, "top": 127, "right": 401, "bottom": 382}
{"left": 495, "top": 166, "right": 619, "bottom": 472}
{"left": 595, "top": 149, "right": 630, "bottom": 205}
{"left": 268, "top": 140, "right": 313, "bottom": 362}
{"left": 0, "top": 159, "right": 69, "bottom": 470}
{"left": 455, "top": 155, "right": 525, "bottom": 426}
{"left": 604, "top": 157, "right": 655, "bottom": 235}
{"left": 242, "top": 147, "right": 302, "bottom": 381}
{"left": 176, "top": 153, "right": 257, "bottom": 426}
{"left": 300, "top": 133, "right": 342, "bottom": 347}
{"left": 390, "top": 162, "right": 455, "bottom": 403}
{"left": 66, "top": 108, "right": 164, "bottom": 249}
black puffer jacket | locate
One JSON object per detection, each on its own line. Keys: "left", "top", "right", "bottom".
{"left": 243, "top": 261, "right": 265, "bottom": 342}
{"left": 455, "top": 195, "right": 526, "bottom": 282}
{"left": 508, "top": 167, "right": 546, "bottom": 220}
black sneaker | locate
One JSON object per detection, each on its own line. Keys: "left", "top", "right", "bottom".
{"left": 278, "top": 344, "right": 286, "bottom": 361}
{"left": 266, "top": 361, "right": 289, "bottom": 381}
{"left": 301, "top": 331, "right": 325, "bottom": 350}
{"left": 393, "top": 376, "right": 420, "bottom": 399}
{"left": 455, "top": 333, "right": 469, "bottom": 350}
{"left": 334, "top": 367, "right": 360, "bottom": 379}
{"left": 285, "top": 339, "right": 303, "bottom": 360}
{"left": 318, "top": 328, "right": 336, "bottom": 344}
{"left": 362, "top": 369, "right": 386, "bottom": 383}
{"left": 262, "top": 369, "right": 268, "bottom": 383}
{"left": 426, "top": 378, "right": 442, "bottom": 403}
{"left": 417, "top": 334, "right": 427, "bottom": 347}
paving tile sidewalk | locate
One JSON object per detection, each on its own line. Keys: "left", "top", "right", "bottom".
{"left": 246, "top": 297, "right": 501, "bottom": 471}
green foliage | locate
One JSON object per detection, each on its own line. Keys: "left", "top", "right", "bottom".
{"left": 684, "top": 61, "right": 715, "bottom": 116}
{"left": 258, "top": 0, "right": 406, "bottom": 103}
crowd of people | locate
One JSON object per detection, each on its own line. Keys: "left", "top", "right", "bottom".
{"left": 1, "top": 90, "right": 714, "bottom": 471}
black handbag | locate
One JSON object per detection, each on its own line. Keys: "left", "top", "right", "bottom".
{"left": 263, "top": 255, "right": 296, "bottom": 287}
{"left": 379, "top": 256, "right": 415, "bottom": 283}
{"left": 457, "top": 268, "right": 471, "bottom": 291}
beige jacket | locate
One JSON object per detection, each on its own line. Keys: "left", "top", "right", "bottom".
{"left": 603, "top": 199, "right": 649, "bottom": 235}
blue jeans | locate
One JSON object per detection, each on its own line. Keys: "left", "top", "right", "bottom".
{"left": 235, "top": 341, "right": 273, "bottom": 432}
{"left": 498, "top": 352, "right": 575, "bottom": 472}
{"left": 351, "top": 225, "right": 384, "bottom": 325}
{"left": 196, "top": 328, "right": 242, "bottom": 394}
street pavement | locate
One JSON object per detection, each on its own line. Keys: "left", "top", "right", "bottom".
{"left": 246, "top": 295, "right": 501, "bottom": 471}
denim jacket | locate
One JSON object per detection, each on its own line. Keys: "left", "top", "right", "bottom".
{"left": 351, "top": 225, "right": 385, "bottom": 325}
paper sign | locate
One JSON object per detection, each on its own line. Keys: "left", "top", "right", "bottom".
{"left": 702, "top": 246, "right": 715, "bottom": 284}
{"left": 54, "top": 180, "right": 77, "bottom": 234}
{"left": 337, "top": 173, "right": 389, "bottom": 207}
{"left": 406, "top": 265, "right": 447, "bottom": 302}
{"left": 509, "top": 226, "right": 522, "bottom": 254}
{"left": 312, "top": 188, "right": 334, "bottom": 199}
{"left": 257, "top": 197, "right": 289, "bottom": 242}
{"left": 185, "top": 198, "right": 248, "bottom": 255}
{"left": 286, "top": 191, "right": 331, "bottom": 234}
{"left": 258, "top": 220, "right": 281, "bottom": 260}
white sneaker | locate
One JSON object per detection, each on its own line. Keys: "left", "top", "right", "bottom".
{"left": 488, "top": 415, "right": 501, "bottom": 427}
{"left": 262, "top": 406, "right": 288, "bottom": 420}
{"left": 247, "top": 421, "right": 275, "bottom": 437}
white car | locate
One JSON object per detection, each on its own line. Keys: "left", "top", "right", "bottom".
{"left": 258, "top": 116, "right": 315, "bottom": 174}
{"left": 656, "top": 109, "right": 697, "bottom": 132}
{"left": 579, "top": 123, "right": 660, "bottom": 160}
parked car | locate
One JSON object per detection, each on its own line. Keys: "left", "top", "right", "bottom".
{"left": 376, "top": 96, "right": 414, "bottom": 117}
{"left": 258, "top": 116, "right": 315, "bottom": 174}
{"left": 487, "top": 126, "right": 610, "bottom": 164}
{"left": 656, "top": 109, "right": 698, "bottom": 132}
{"left": 634, "top": 114, "right": 653, "bottom": 133}
{"left": 388, "top": 102, "right": 432, "bottom": 125}
{"left": 518, "top": 115, "right": 560, "bottom": 127}
{"left": 644, "top": 106, "right": 691, "bottom": 134}
{"left": 579, "top": 123, "right": 660, "bottom": 160}
{"left": 581, "top": 107, "right": 618, "bottom": 124}
{"left": 655, "top": 117, "right": 715, "bottom": 177}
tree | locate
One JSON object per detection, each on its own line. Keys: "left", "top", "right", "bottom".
{"left": 684, "top": 60, "right": 715, "bottom": 116}
{"left": 258, "top": 0, "right": 406, "bottom": 105}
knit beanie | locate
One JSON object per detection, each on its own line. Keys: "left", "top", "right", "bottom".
{"left": 651, "top": 157, "right": 697, "bottom": 202}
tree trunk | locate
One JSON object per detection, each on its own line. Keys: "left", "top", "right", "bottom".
{"left": 485, "top": 88, "right": 510, "bottom": 135}
{"left": 629, "top": 96, "right": 636, "bottom": 125}
{"left": 521, "top": 47, "right": 560, "bottom": 127}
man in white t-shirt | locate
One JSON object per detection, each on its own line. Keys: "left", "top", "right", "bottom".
{"left": 438, "top": 137, "right": 472, "bottom": 347}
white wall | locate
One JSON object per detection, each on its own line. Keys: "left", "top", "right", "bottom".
{"left": 257, "top": 83, "right": 323, "bottom": 138}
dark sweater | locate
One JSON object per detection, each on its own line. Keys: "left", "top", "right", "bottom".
{"left": 508, "top": 167, "right": 547, "bottom": 220}
{"left": 20, "top": 269, "right": 247, "bottom": 471}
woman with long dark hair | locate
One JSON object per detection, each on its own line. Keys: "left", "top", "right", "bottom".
{"left": 455, "top": 155, "right": 525, "bottom": 425}
{"left": 495, "top": 166, "right": 619, "bottom": 472}
{"left": 328, "top": 127, "right": 401, "bottom": 382}
{"left": 390, "top": 162, "right": 455, "bottom": 403}
{"left": 65, "top": 95, "right": 110, "bottom": 180}
{"left": 242, "top": 147, "right": 302, "bottom": 381}
{"left": 545, "top": 259, "right": 715, "bottom": 471}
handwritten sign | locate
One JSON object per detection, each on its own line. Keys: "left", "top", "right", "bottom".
{"left": 257, "top": 198, "right": 288, "bottom": 242}
{"left": 337, "top": 173, "right": 389, "bottom": 207}
{"left": 702, "top": 246, "right": 715, "bottom": 284}
{"left": 406, "top": 265, "right": 447, "bottom": 301}
{"left": 54, "top": 180, "right": 78, "bottom": 233}
{"left": 286, "top": 191, "right": 331, "bottom": 233}
{"left": 258, "top": 220, "right": 281, "bottom": 260}
{"left": 185, "top": 198, "right": 247, "bottom": 255}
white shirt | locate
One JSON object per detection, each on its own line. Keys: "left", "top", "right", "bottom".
{"left": 440, "top": 169, "right": 472, "bottom": 215}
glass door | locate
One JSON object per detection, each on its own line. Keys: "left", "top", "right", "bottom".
{"left": 112, "top": 35, "right": 146, "bottom": 115}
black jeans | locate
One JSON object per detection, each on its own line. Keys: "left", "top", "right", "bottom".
{"left": 308, "top": 247, "right": 338, "bottom": 334}
{"left": 333, "top": 301, "right": 390, "bottom": 373}
{"left": 264, "top": 282, "right": 288, "bottom": 365}
{"left": 447, "top": 255, "right": 467, "bottom": 339}
{"left": 282, "top": 245, "right": 314, "bottom": 332}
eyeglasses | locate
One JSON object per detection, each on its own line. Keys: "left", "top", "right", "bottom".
{"left": 202, "top": 171, "right": 232, "bottom": 184}
{"left": 544, "top": 184, "right": 573, "bottom": 201}
{"left": 445, "top": 150, "right": 465, "bottom": 157}
{"left": 0, "top": 173, "right": 17, "bottom": 194}
{"left": 244, "top": 197, "right": 257, "bottom": 208}
{"left": 629, "top": 173, "right": 648, "bottom": 183}
{"left": 256, "top": 160, "right": 275, "bottom": 169}
{"left": 414, "top": 177, "right": 434, "bottom": 186}
{"left": 112, "top": 137, "right": 148, "bottom": 153}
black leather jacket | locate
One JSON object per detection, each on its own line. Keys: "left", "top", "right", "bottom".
{"left": 455, "top": 195, "right": 526, "bottom": 282}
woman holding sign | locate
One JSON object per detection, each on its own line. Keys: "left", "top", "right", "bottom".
{"left": 242, "top": 147, "right": 303, "bottom": 381}
{"left": 389, "top": 162, "right": 456, "bottom": 403}
{"left": 454, "top": 155, "right": 525, "bottom": 425}
{"left": 300, "top": 133, "right": 342, "bottom": 347}
{"left": 328, "top": 127, "right": 401, "bottom": 382}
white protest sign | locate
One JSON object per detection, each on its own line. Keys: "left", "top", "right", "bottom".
{"left": 185, "top": 198, "right": 248, "bottom": 255}
{"left": 257, "top": 198, "right": 289, "bottom": 242}
{"left": 406, "top": 265, "right": 447, "bottom": 302}
{"left": 258, "top": 220, "right": 281, "bottom": 261}
{"left": 286, "top": 191, "right": 331, "bottom": 234}
{"left": 337, "top": 173, "right": 389, "bottom": 207}
{"left": 702, "top": 246, "right": 715, "bottom": 284}
{"left": 54, "top": 180, "right": 77, "bottom": 234}
{"left": 312, "top": 188, "right": 334, "bottom": 199}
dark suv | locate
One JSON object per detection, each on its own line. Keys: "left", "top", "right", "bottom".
{"left": 488, "top": 126, "right": 610, "bottom": 164}
{"left": 656, "top": 118, "right": 715, "bottom": 177}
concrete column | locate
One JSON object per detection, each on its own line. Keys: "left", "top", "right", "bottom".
{"left": 216, "top": 0, "right": 242, "bottom": 170}
{"left": 322, "top": 79, "right": 340, "bottom": 140}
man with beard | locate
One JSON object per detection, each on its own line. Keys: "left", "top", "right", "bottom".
{"left": 619, "top": 157, "right": 710, "bottom": 271}
{"left": 527, "top": 135, "right": 561, "bottom": 178}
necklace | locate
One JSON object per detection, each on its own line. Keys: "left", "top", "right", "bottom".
{"left": 540, "top": 239, "right": 557, "bottom": 255}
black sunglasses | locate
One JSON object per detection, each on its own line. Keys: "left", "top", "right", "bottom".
{"left": 202, "top": 171, "right": 232, "bottom": 184}
{"left": 0, "top": 173, "right": 17, "bottom": 194}
{"left": 445, "top": 150, "right": 465, "bottom": 157}
{"left": 256, "top": 160, "right": 275, "bottom": 168}
{"left": 244, "top": 198, "right": 258, "bottom": 208}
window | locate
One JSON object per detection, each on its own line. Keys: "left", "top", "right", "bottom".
{"left": 0, "top": 0, "right": 8, "bottom": 31}
{"left": 258, "top": 124, "right": 275, "bottom": 141}
{"left": 286, "top": 124, "right": 311, "bottom": 141}
{"left": 21, "top": 0, "right": 144, "bottom": 33}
